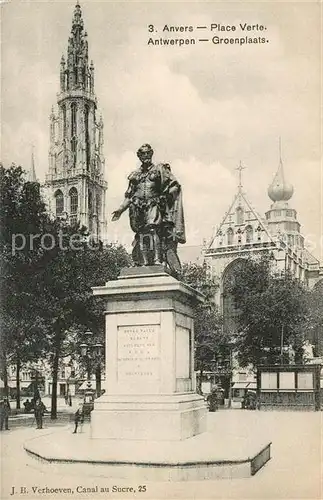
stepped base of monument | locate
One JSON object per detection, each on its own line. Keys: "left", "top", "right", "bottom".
{"left": 24, "top": 419, "right": 271, "bottom": 481}
{"left": 91, "top": 393, "right": 207, "bottom": 440}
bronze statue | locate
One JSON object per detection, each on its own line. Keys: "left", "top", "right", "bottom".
{"left": 112, "top": 144, "right": 185, "bottom": 273}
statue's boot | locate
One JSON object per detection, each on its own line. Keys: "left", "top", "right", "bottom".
{"left": 138, "top": 233, "right": 150, "bottom": 266}
{"left": 142, "top": 249, "right": 150, "bottom": 266}
{"left": 152, "top": 231, "right": 162, "bottom": 265}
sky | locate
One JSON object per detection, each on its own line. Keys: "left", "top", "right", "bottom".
{"left": 1, "top": 0, "right": 322, "bottom": 259}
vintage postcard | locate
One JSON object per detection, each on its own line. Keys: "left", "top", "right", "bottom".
{"left": 1, "top": 0, "right": 322, "bottom": 499}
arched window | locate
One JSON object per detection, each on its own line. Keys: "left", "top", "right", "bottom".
{"left": 85, "top": 104, "right": 90, "bottom": 169}
{"left": 71, "top": 102, "right": 77, "bottom": 137}
{"left": 71, "top": 103, "right": 77, "bottom": 168}
{"left": 62, "top": 104, "right": 66, "bottom": 137}
{"left": 245, "top": 225, "right": 253, "bottom": 243}
{"left": 69, "top": 187, "right": 78, "bottom": 214}
{"left": 227, "top": 228, "right": 234, "bottom": 245}
{"left": 55, "top": 190, "right": 64, "bottom": 216}
{"left": 96, "top": 194, "right": 101, "bottom": 217}
{"left": 236, "top": 206, "right": 244, "bottom": 225}
{"left": 88, "top": 190, "right": 93, "bottom": 231}
{"left": 69, "top": 187, "right": 78, "bottom": 221}
{"left": 88, "top": 190, "right": 93, "bottom": 212}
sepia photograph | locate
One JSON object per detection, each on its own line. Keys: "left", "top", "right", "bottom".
{"left": 1, "top": 1, "right": 322, "bottom": 499}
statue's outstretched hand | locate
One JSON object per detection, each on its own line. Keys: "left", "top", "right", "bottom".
{"left": 111, "top": 210, "right": 121, "bottom": 221}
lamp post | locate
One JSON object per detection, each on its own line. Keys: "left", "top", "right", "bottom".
{"left": 80, "top": 331, "right": 103, "bottom": 413}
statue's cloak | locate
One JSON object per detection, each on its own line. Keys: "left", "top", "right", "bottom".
{"left": 159, "top": 163, "right": 186, "bottom": 245}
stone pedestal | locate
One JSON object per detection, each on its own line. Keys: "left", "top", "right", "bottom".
{"left": 91, "top": 266, "right": 207, "bottom": 441}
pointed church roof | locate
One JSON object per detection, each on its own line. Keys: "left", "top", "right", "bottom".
{"left": 208, "top": 162, "right": 275, "bottom": 249}
{"left": 27, "top": 145, "right": 37, "bottom": 182}
{"left": 208, "top": 190, "right": 274, "bottom": 248}
{"left": 63, "top": 1, "right": 92, "bottom": 93}
{"left": 268, "top": 139, "right": 294, "bottom": 202}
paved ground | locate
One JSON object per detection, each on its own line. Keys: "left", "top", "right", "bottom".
{"left": 1, "top": 410, "right": 321, "bottom": 500}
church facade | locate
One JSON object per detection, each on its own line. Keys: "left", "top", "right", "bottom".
{"left": 203, "top": 156, "right": 323, "bottom": 334}
{"left": 43, "top": 2, "right": 107, "bottom": 241}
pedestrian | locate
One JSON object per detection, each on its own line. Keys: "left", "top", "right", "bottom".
{"left": 23, "top": 399, "right": 32, "bottom": 412}
{"left": 34, "top": 398, "right": 46, "bottom": 429}
{"left": 244, "top": 392, "right": 250, "bottom": 409}
{"left": 73, "top": 407, "right": 84, "bottom": 434}
{"left": 207, "top": 387, "right": 218, "bottom": 412}
{"left": 247, "top": 391, "right": 257, "bottom": 410}
{"left": 64, "top": 393, "right": 69, "bottom": 405}
{"left": 0, "top": 398, "right": 11, "bottom": 430}
{"left": 69, "top": 394, "right": 72, "bottom": 407}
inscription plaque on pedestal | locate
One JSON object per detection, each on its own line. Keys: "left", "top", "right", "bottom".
{"left": 117, "top": 324, "right": 160, "bottom": 383}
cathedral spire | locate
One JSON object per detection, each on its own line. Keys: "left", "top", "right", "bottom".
{"left": 61, "top": 2, "right": 93, "bottom": 93}
{"left": 72, "top": 1, "right": 83, "bottom": 31}
{"left": 45, "top": 1, "right": 107, "bottom": 242}
{"left": 268, "top": 139, "right": 294, "bottom": 203}
{"left": 28, "top": 144, "right": 37, "bottom": 182}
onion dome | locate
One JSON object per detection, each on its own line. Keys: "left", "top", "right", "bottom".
{"left": 268, "top": 158, "right": 294, "bottom": 202}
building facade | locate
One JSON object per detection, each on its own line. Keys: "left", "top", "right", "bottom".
{"left": 43, "top": 2, "right": 107, "bottom": 240}
{"left": 6, "top": 358, "right": 82, "bottom": 399}
{"left": 204, "top": 157, "right": 323, "bottom": 335}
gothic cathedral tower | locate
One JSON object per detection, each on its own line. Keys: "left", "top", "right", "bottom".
{"left": 44, "top": 2, "right": 107, "bottom": 240}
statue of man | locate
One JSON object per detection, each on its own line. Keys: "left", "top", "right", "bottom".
{"left": 112, "top": 144, "right": 185, "bottom": 273}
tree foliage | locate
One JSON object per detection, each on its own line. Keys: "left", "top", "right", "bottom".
{"left": 179, "top": 263, "right": 228, "bottom": 377}
{"left": 227, "top": 254, "right": 309, "bottom": 366}
{"left": 0, "top": 163, "right": 130, "bottom": 414}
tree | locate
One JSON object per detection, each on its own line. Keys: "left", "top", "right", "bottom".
{"left": 0, "top": 164, "right": 52, "bottom": 405}
{"left": 179, "top": 263, "right": 228, "bottom": 392}
{"left": 0, "top": 163, "right": 131, "bottom": 415}
{"left": 227, "top": 254, "right": 309, "bottom": 367}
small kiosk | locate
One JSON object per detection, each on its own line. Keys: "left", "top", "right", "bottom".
{"left": 257, "top": 364, "right": 321, "bottom": 411}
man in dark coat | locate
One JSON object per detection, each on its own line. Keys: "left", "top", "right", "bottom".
{"left": 73, "top": 407, "right": 84, "bottom": 433}
{"left": 0, "top": 398, "right": 10, "bottom": 430}
{"left": 23, "top": 399, "right": 32, "bottom": 412}
{"left": 207, "top": 387, "right": 218, "bottom": 412}
{"left": 34, "top": 398, "right": 46, "bottom": 429}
